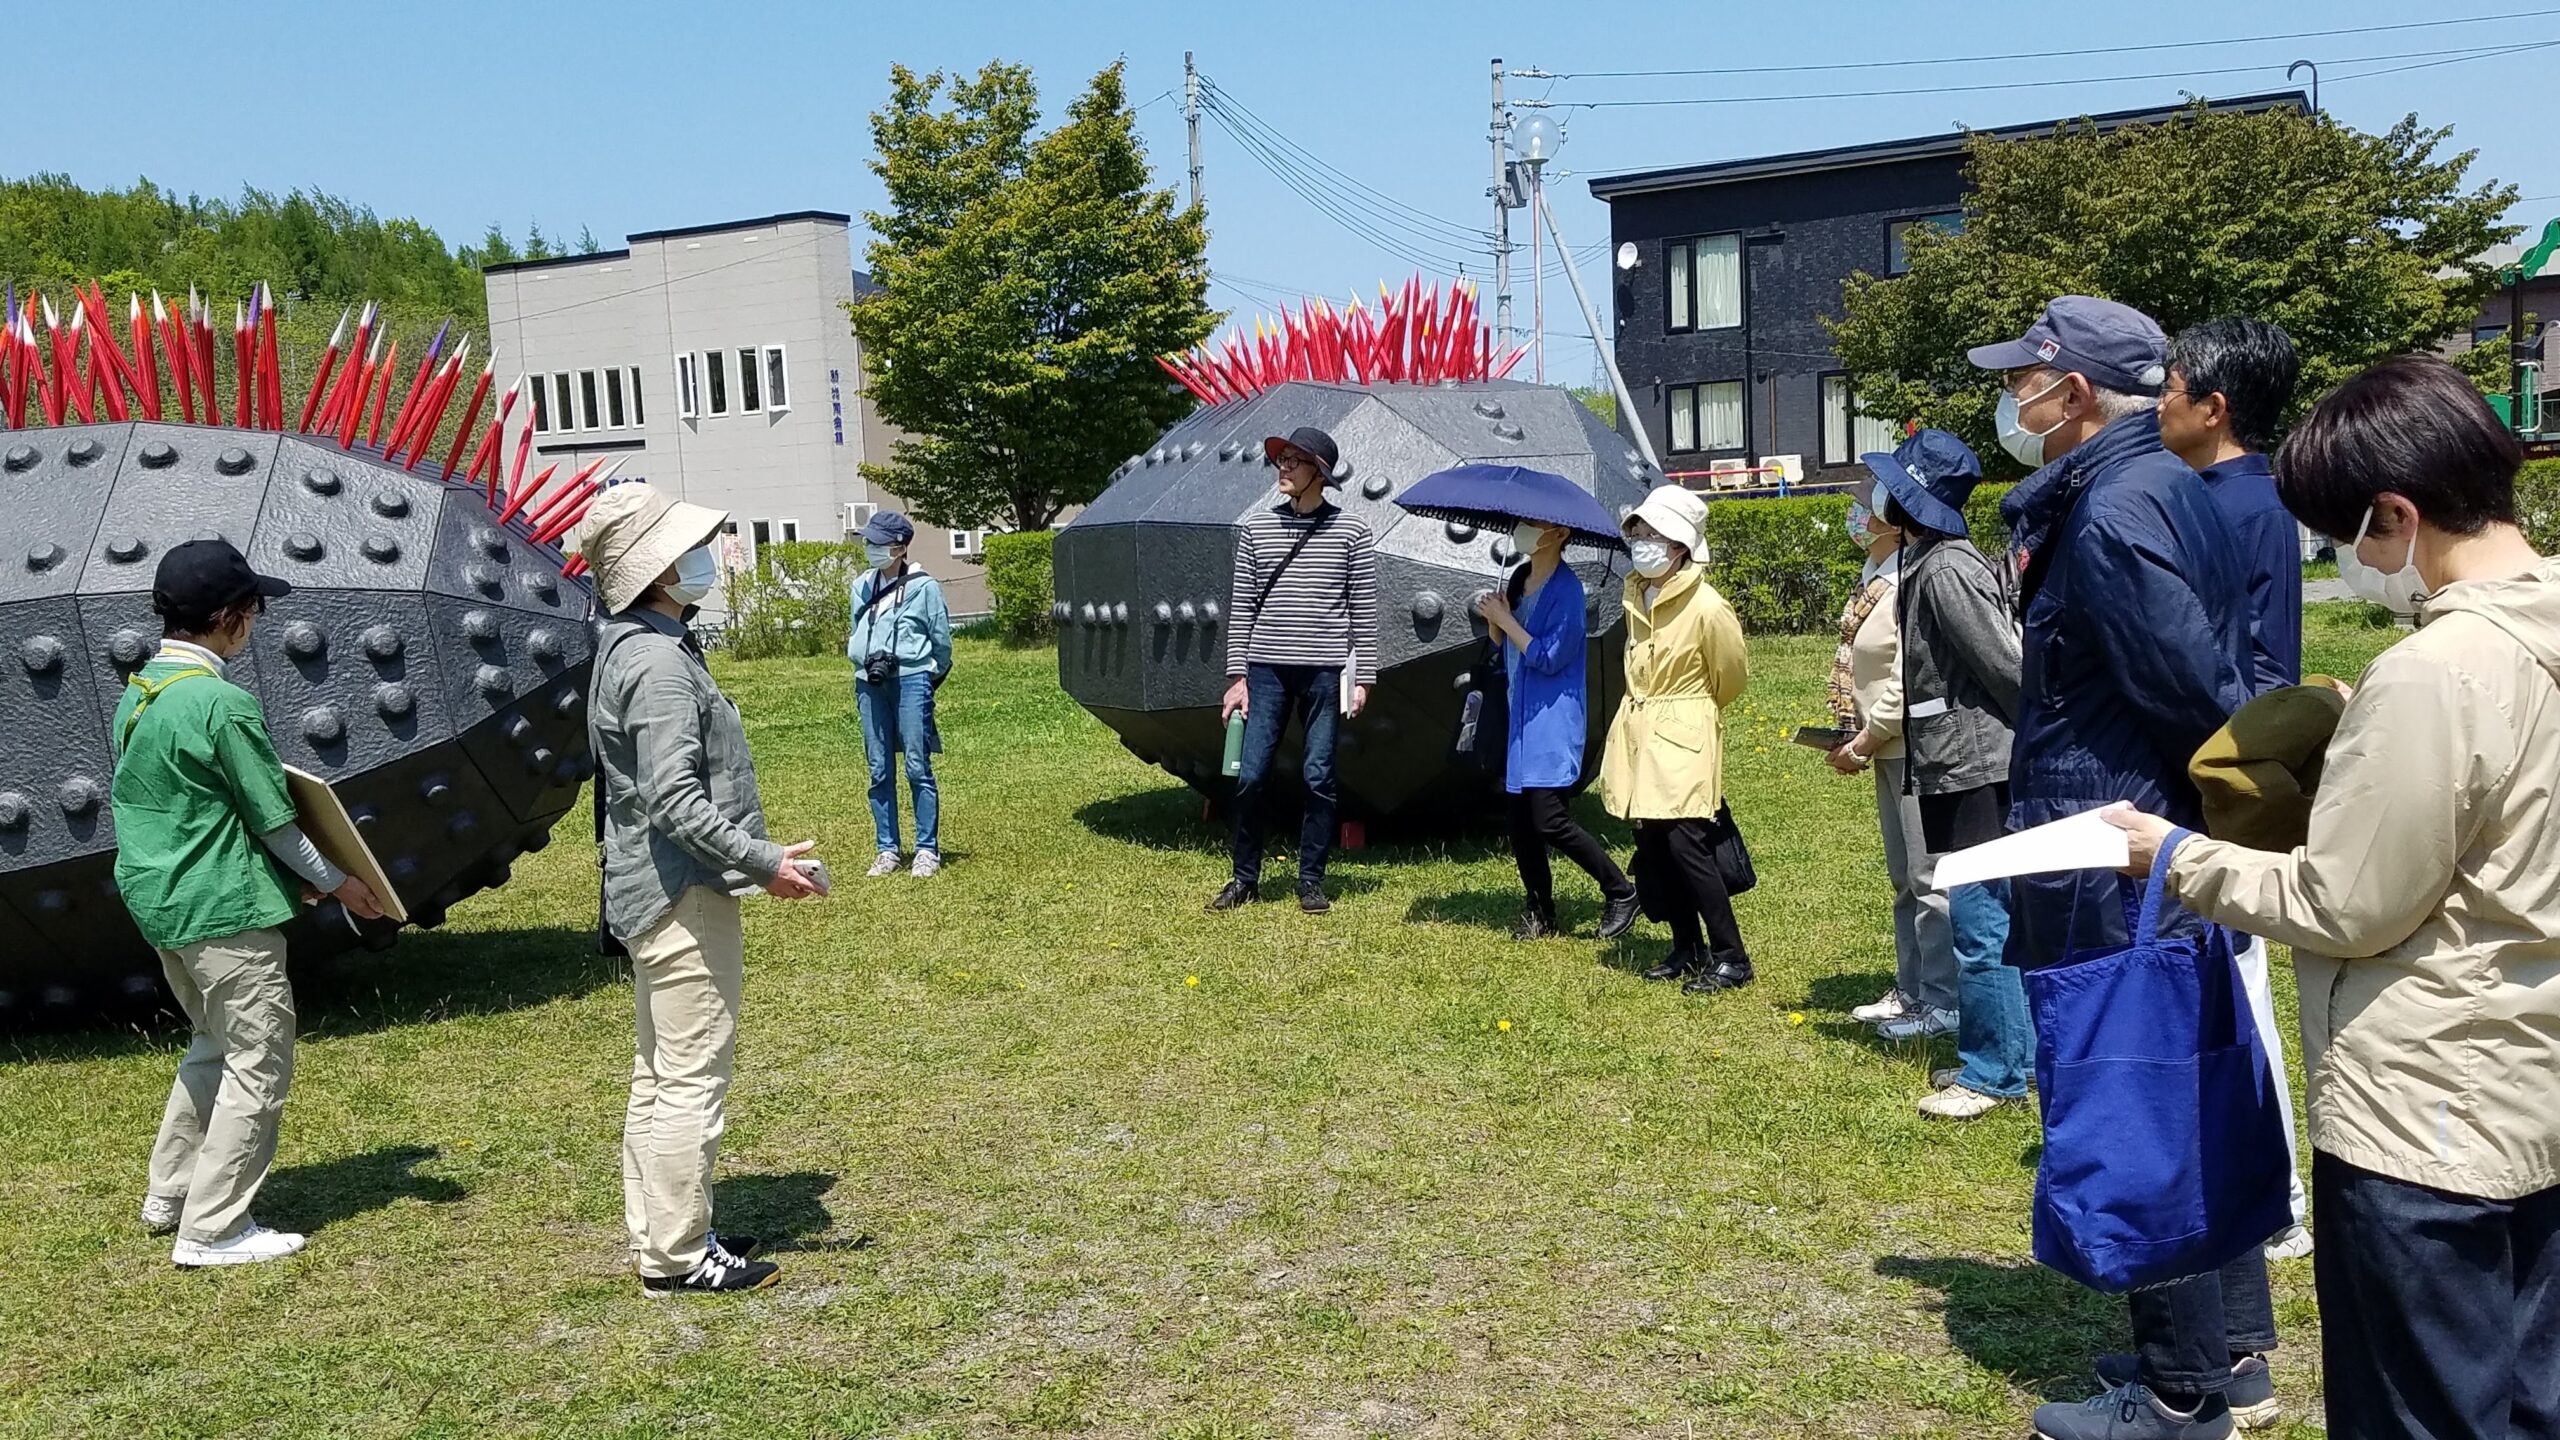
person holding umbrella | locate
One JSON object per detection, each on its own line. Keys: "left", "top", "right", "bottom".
{"left": 1410, "top": 470, "right": 1641, "bottom": 942}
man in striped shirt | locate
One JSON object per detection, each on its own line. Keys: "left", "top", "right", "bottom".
{"left": 1208, "top": 425, "right": 1379, "bottom": 915}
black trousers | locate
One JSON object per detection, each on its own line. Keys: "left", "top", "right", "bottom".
{"left": 1507, "top": 788, "right": 1633, "bottom": 916}
{"left": 2313, "top": 1149, "right": 2560, "bottom": 1440}
{"left": 1630, "top": 818, "right": 1750, "bottom": 968}
{"left": 2131, "top": 1247, "right": 2278, "bottom": 1395}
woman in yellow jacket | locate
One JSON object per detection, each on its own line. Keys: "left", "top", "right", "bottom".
{"left": 1601, "top": 485, "right": 1754, "bottom": 995}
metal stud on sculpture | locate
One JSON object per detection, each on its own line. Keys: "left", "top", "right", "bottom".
{"left": 0, "top": 281, "right": 598, "bottom": 1023}
{"left": 1060, "top": 290, "right": 1656, "bottom": 819}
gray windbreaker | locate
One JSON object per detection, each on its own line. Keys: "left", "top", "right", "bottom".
{"left": 1896, "top": 534, "right": 2021, "bottom": 795}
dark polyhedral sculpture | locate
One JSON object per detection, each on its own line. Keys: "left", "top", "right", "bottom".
{"left": 1, "top": 283, "right": 602, "bottom": 1020}
{"left": 1055, "top": 373, "right": 1657, "bottom": 819}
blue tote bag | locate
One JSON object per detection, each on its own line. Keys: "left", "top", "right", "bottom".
{"left": 2023, "top": 830, "right": 2293, "bottom": 1294}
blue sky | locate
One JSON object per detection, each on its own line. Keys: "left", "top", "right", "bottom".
{"left": 13, "top": 0, "right": 2559, "bottom": 384}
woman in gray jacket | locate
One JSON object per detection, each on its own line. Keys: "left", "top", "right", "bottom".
{"left": 1865, "top": 430, "right": 2035, "bottom": 1119}
{"left": 579, "top": 482, "right": 826, "bottom": 1296}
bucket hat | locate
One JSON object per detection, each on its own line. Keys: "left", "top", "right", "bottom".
{"left": 572, "top": 482, "right": 729, "bottom": 615}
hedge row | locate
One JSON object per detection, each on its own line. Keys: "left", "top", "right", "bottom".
{"left": 725, "top": 540, "right": 862, "bottom": 659}
{"left": 982, "top": 530, "right": 1057, "bottom": 644}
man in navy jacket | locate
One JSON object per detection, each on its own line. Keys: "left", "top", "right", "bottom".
{"left": 1974, "top": 298, "right": 2267, "bottom": 1440}
{"left": 2162, "top": 317, "right": 2305, "bottom": 691}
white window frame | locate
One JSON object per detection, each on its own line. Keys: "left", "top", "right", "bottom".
{"left": 750, "top": 518, "right": 771, "bottom": 547}
{"left": 604, "top": 368, "right": 627, "bottom": 429}
{"left": 531, "top": 375, "right": 551, "bottom": 433}
{"left": 704, "top": 350, "right": 730, "bottom": 416}
{"left": 578, "top": 370, "right": 602, "bottom": 430}
{"left": 628, "top": 365, "right": 645, "bottom": 426}
{"left": 762, "top": 344, "right": 790, "bottom": 412}
{"left": 779, "top": 519, "right": 801, "bottom": 543}
{"left": 552, "top": 373, "right": 575, "bottom": 433}
{"left": 675, "top": 354, "right": 698, "bottom": 419}
{"left": 736, "top": 347, "right": 763, "bottom": 414}
{"left": 949, "top": 528, "right": 980, "bottom": 557}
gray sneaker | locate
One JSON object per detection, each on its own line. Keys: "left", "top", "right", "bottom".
{"left": 2033, "top": 1384, "right": 2232, "bottom": 1440}
{"left": 2095, "top": 1355, "right": 2277, "bottom": 1431}
{"left": 866, "top": 851, "right": 903, "bottom": 879}
{"left": 1877, "top": 1006, "right": 1959, "bottom": 1042}
{"left": 910, "top": 850, "right": 941, "bottom": 879}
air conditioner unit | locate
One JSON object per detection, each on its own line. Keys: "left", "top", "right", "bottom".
{"left": 1765, "top": 454, "right": 1804, "bottom": 486}
{"left": 842, "top": 501, "right": 876, "bottom": 537}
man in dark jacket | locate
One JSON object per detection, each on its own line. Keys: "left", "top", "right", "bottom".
{"left": 1972, "top": 297, "right": 2269, "bottom": 1440}
{"left": 2162, "top": 317, "right": 2304, "bottom": 691}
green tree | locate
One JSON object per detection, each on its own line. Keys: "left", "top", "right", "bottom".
{"left": 849, "top": 60, "right": 1217, "bottom": 532}
{"left": 1828, "top": 104, "right": 2517, "bottom": 473}
{"left": 1570, "top": 384, "right": 1616, "bottom": 429}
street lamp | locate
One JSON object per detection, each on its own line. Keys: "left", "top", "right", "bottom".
{"left": 1513, "top": 114, "right": 1561, "bottom": 383}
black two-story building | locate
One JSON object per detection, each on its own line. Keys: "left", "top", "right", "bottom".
{"left": 1588, "top": 91, "right": 2307, "bottom": 485}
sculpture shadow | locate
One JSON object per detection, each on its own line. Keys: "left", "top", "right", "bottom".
{"left": 1872, "top": 1255, "right": 2125, "bottom": 1401}
{"left": 1405, "top": 887, "right": 1624, "bottom": 941}
{"left": 714, "top": 1170, "right": 873, "bottom": 1254}
{"left": 261, "top": 1143, "right": 466, "bottom": 1234}
{"left": 1074, "top": 783, "right": 1527, "bottom": 869}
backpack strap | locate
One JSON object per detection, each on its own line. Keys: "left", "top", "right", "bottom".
{"left": 115, "top": 665, "right": 219, "bottom": 755}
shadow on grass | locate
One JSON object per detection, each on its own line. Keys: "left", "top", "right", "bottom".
{"left": 1075, "top": 784, "right": 1549, "bottom": 871}
{"left": 1873, "top": 1254, "right": 2125, "bottom": 1401}
{"left": 1406, "top": 888, "right": 1630, "bottom": 941}
{"left": 264, "top": 1144, "right": 466, "bottom": 1234}
{"left": 1803, "top": 969, "right": 1899, "bottom": 1016}
{"left": 4, "top": 925, "right": 617, "bottom": 1063}
{"left": 715, "top": 1170, "right": 874, "bottom": 1254}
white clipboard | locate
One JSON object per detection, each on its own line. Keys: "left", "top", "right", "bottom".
{"left": 282, "top": 765, "right": 410, "bottom": 923}
{"left": 1933, "top": 808, "right": 2130, "bottom": 891}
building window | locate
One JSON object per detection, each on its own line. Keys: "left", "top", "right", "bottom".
{"left": 1885, "top": 211, "right": 1965, "bottom": 276}
{"left": 675, "top": 354, "right": 698, "bottom": 418}
{"left": 1666, "top": 233, "right": 1742, "bottom": 332}
{"left": 778, "top": 519, "right": 801, "bottom": 543}
{"left": 705, "top": 351, "right": 730, "bottom": 415}
{"left": 737, "top": 347, "right": 762, "bottom": 413}
{"left": 763, "top": 345, "right": 790, "bottom": 411}
{"left": 531, "top": 376, "right": 551, "bottom": 433}
{"left": 579, "top": 370, "right": 602, "bottom": 430}
{"left": 604, "top": 369, "right": 627, "bottom": 428}
{"left": 1821, "top": 373, "right": 1901, "bottom": 467}
{"left": 1666, "top": 381, "right": 1744, "bottom": 454}
{"left": 750, "top": 519, "right": 771, "bottom": 547}
{"left": 949, "top": 528, "right": 978, "bottom": 557}
{"left": 552, "top": 373, "right": 574, "bottom": 433}
{"left": 629, "top": 366, "right": 645, "bottom": 426}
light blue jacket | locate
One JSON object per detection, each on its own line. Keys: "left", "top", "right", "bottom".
{"left": 847, "top": 565, "right": 954, "bottom": 680}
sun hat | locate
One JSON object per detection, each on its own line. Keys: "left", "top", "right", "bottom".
{"left": 1262, "top": 426, "right": 1343, "bottom": 484}
{"left": 2189, "top": 680, "right": 2349, "bottom": 852}
{"left": 1625, "top": 483, "right": 1708, "bottom": 557}
{"left": 1863, "top": 428, "right": 1985, "bottom": 537}
{"left": 571, "top": 482, "right": 729, "bottom": 615}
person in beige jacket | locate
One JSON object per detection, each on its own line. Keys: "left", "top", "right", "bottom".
{"left": 2104, "top": 357, "right": 2559, "bottom": 1440}
{"left": 1601, "top": 485, "right": 1753, "bottom": 995}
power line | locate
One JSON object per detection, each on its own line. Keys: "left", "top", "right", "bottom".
{"left": 1195, "top": 77, "right": 1488, "bottom": 244}
{"left": 1197, "top": 102, "right": 1486, "bottom": 274}
{"left": 1525, "top": 40, "right": 2556, "bottom": 109}
{"left": 1195, "top": 95, "right": 1487, "bottom": 264}
{"left": 1527, "top": 7, "right": 2560, "bottom": 79}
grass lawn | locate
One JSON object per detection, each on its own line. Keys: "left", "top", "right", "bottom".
{"left": 0, "top": 607, "right": 2401, "bottom": 1439}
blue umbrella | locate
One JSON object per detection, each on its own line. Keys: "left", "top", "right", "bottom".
{"left": 1393, "top": 464, "right": 1627, "bottom": 552}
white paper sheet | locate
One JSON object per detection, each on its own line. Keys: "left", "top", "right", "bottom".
{"left": 1932, "top": 807, "right": 2130, "bottom": 890}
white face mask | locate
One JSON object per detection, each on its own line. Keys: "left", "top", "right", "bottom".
{"left": 1511, "top": 521, "right": 1553, "bottom": 559}
{"left": 1995, "top": 373, "right": 2070, "bottom": 468}
{"left": 2339, "top": 505, "right": 2427, "bottom": 614}
{"left": 1628, "top": 538, "right": 1677, "bottom": 579}
{"left": 665, "top": 545, "right": 718, "bottom": 606}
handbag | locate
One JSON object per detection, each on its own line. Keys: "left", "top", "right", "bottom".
{"left": 2024, "top": 830, "right": 2293, "bottom": 1294}
{"left": 1452, "top": 565, "right": 1525, "bottom": 775}
{"left": 1706, "top": 800, "right": 1755, "bottom": 896}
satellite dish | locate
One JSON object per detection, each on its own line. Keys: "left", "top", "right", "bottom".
{"left": 1615, "top": 242, "right": 1640, "bottom": 271}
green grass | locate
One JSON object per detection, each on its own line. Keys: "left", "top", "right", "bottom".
{"left": 0, "top": 610, "right": 2403, "bottom": 1438}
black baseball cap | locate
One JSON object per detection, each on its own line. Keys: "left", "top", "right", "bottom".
{"left": 1967, "top": 295, "right": 2169, "bottom": 395}
{"left": 152, "top": 538, "right": 292, "bottom": 615}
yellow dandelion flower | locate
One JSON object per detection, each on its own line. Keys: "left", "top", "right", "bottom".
{"left": 1787, "top": 1012, "right": 1806, "bottom": 1026}
{"left": 1185, "top": 975, "right": 1201, "bottom": 987}
{"left": 1497, "top": 1019, "right": 1514, "bottom": 1031}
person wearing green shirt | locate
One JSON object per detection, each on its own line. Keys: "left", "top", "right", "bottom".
{"left": 112, "top": 539, "right": 385, "bottom": 1269}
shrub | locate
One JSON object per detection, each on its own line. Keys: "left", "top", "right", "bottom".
{"left": 1702, "top": 495, "right": 1864, "bottom": 635}
{"left": 2519, "top": 458, "right": 2560, "bottom": 554}
{"left": 983, "top": 530, "right": 1057, "bottom": 644}
{"left": 725, "top": 541, "right": 861, "bottom": 660}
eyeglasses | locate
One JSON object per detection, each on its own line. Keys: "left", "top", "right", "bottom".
{"left": 1275, "top": 454, "right": 1316, "bottom": 472}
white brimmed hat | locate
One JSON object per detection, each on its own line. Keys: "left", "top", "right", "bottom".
{"left": 1625, "top": 484, "right": 1707, "bottom": 556}
{"left": 571, "top": 482, "right": 729, "bottom": 614}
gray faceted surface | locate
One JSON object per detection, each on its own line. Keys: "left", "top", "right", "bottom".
{"left": 0, "top": 422, "right": 595, "bottom": 1021}
{"left": 1055, "top": 380, "right": 1655, "bottom": 818}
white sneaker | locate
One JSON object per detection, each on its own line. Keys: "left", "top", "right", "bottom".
{"left": 1930, "top": 1067, "right": 1963, "bottom": 1090}
{"left": 2265, "top": 1223, "right": 2315, "bottom": 1261}
{"left": 172, "top": 1222, "right": 306, "bottom": 1268}
{"left": 141, "top": 1194, "right": 183, "bottom": 1234}
{"left": 866, "top": 850, "right": 903, "bottom": 879}
{"left": 1917, "top": 1086, "right": 2006, "bottom": 1120}
{"left": 1851, "top": 988, "right": 1911, "bottom": 1024}
{"left": 910, "top": 849, "right": 941, "bottom": 878}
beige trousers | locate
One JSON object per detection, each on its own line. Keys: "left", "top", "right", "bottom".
{"left": 622, "top": 886, "right": 745, "bottom": 1279}
{"left": 147, "top": 928, "right": 295, "bottom": 1245}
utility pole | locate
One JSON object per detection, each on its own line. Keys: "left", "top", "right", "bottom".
{"left": 1184, "top": 51, "right": 1204, "bottom": 212}
{"left": 1489, "top": 58, "right": 1514, "bottom": 353}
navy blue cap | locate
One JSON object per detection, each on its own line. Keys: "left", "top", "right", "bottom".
{"left": 861, "top": 511, "right": 915, "bottom": 548}
{"left": 152, "top": 537, "right": 292, "bottom": 615}
{"left": 1966, "top": 295, "right": 2169, "bottom": 395}
{"left": 1861, "top": 428, "right": 1984, "bottom": 537}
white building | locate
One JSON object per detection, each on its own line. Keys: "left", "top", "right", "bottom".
{"left": 482, "top": 210, "right": 993, "bottom": 616}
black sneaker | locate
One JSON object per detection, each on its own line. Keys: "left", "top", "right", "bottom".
{"left": 2032, "top": 1384, "right": 2232, "bottom": 1440}
{"left": 1298, "top": 884, "right": 1332, "bottom": 914}
{"left": 710, "top": 1232, "right": 762, "bottom": 1263}
{"left": 2095, "top": 1356, "right": 2276, "bottom": 1431}
{"left": 1597, "top": 890, "right": 1640, "bottom": 941}
{"left": 1510, "top": 909, "right": 1560, "bottom": 941}
{"left": 1206, "top": 880, "right": 1259, "bottom": 912}
{"left": 1641, "top": 944, "right": 1701, "bottom": 982}
{"left": 640, "top": 1247, "right": 781, "bottom": 1297}
{"left": 1681, "top": 960, "right": 1755, "bottom": 995}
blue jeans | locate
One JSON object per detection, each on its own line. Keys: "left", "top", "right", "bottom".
{"left": 855, "top": 672, "right": 939, "bottom": 854}
{"left": 1230, "top": 664, "right": 1339, "bottom": 888}
{"left": 1948, "top": 879, "right": 2033, "bottom": 1098}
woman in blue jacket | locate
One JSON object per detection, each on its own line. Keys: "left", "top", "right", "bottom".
{"left": 1474, "top": 521, "right": 1640, "bottom": 941}
{"left": 846, "top": 512, "right": 954, "bottom": 878}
